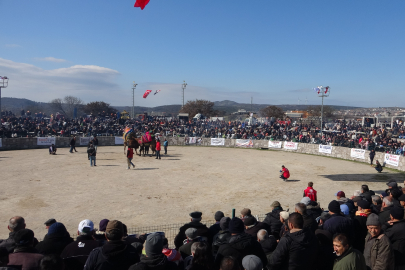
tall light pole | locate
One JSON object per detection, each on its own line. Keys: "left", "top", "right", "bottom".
{"left": 181, "top": 80, "right": 187, "bottom": 108}
{"left": 132, "top": 81, "right": 138, "bottom": 119}
{"left": 0, "top": 76, "right": 9, "bottom": 117}
{"left": 314, "top": 85, "right": 330, "bottom": 135}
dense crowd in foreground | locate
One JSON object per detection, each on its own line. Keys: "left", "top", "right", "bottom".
{"left": 0, "top": 180, "right": 405, "bottom": 270}
{"left": 2, "top": 111, "right": 405, "bottom": 154}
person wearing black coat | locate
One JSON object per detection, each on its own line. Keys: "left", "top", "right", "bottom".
{"left": 306, "top": 201, "right": 323, "bottom": 220}
{"left": 174, "top": 212, "right": 210, "bottom": 249}
{"left": 323, "top": 201, "right": 355, "bottom": 242}
{"left": 295, "top": 203, "right": 317, "bottom": 234}
{"left": 382, "top": 208, "right": 405, "bottom": 270}
{"left": 257, "top": 229, "right": 277, "bottom": 270}
{"left": 352, "top": 200, "right": 371, "bottom": 253}
{"left": 214, "top": 218, "right": 267, "bottom": 269}
{"left": 129, "top": 233, "right": 178, "bottom": 270}
{"left": 84, "top": 220, "right": 140, "bottom": 270}
{"left": 208, "top": 211, "right": 224, "bottom": 239}
{"left": 379, "top": 197, "right": 395, "bottom": 224}
{"left": 269, "top": 213, "right": 319, "bottom": 270}
{"left": 61, "top": 220, "right": 101, "bottom": 270}
{"left": 262, "top": 201, "right": 284, "bottom": 239}
{"left": 35, "top": 222, "right": 73, "bottom": 256}
{"left": 212, "top": 217, "right": 231, "bottom": 257}
{"left": 243, "top": 217, "right": 271, "bottom": 238}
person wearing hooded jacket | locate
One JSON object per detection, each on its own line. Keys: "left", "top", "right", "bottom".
{"left": 84, "top": 220, "right": 139, "bottom": 270}
{"left": 35, "top": 222, "right": 73, "bottom": 256}
{"left": 269, "top": 213, "right": 319, "bottom": 270}
{"left": 262, "top": 201, "right": 283, "bottom": 239}
{"left": 212, "top": 217, "right": 231, "bottom": 257}
{"left": 214, "top": 217, "right": 267, "bottom": 269}
{"left": 129, "top": 233, "right": 178, "bottom": 270}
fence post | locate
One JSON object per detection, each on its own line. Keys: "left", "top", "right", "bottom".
{"left": 232, "top": 208, "right": 235, "bottom": 218}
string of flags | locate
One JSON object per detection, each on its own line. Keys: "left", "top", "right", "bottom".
{"left": 313, "top": 86, "right": 329, "bottom": 94}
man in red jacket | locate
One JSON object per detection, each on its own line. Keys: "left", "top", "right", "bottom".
{"left": 155, "top": 139, "right": 161, "bottom": 160}
{"left": 279, "top": 165, "right": 290, "bottom": 182}
{"left": 303, "top": 182, "right": 317, "bottom": 202}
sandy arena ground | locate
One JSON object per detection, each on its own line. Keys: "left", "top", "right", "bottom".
{"left": 0, "top": 145, "right": 404, "bottom": 238}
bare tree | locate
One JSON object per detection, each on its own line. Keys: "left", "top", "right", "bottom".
{"left": 259, "top": 105, "right": 285, "bottom": 119}
{"left": 49, "top": 96, "right": 83, "bottom": 118}
{"left": 179, "top": 99, "right": 218, "bottom": 117}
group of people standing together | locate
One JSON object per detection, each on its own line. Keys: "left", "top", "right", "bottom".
{"left": 125, "top": 138, "right": 168, "bottom": 170}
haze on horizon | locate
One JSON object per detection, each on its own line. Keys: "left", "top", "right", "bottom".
{"left": 1, "top": 1, "right": 404, "bottom": 108}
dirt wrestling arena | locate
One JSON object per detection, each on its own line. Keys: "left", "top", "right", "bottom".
{"left": 1, "top": 146, "right": 404, "bottom": 238}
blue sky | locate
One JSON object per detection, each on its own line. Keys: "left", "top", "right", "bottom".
{"left": 1, "top": 0, "right": 404, "bottom": 107}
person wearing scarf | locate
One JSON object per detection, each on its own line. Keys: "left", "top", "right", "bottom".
{"left": 353, "top": 200, "right": 372, "bottom": 253}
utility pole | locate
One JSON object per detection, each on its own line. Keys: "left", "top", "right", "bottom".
{"left": 132, "top": 81, "right": 138, "bottom": 119}
{"left": 0, "top": 76, "right": 9, "bottom": 117}
{"left": 314, "top": 86, "right": 330, "bottom": 135}
{"left": 182, "top": 81, "right": 187, "bottom": 108}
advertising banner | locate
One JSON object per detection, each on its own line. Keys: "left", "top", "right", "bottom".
{"left": 384, "top": 154, "right": 400, "bottom": 167}
{"left": 319, "top": 144, "right": 333, "bottom": 154}
{"left": 211, "top": 138, "right": 225, "bottom": 146}
{"left": 351, "top": 148, "right": 365, "bottom": 159}
{"left": 268, "top": 141, "right": 282, "bottom": 149}
{"left": 185, "top": 137, "right": 197, "bottom": 145}
{"left": 115, "top": 137, "right": 124, "bottom": 145}
{"left": 236, "top": 139, "right": 253, "bottom": 148}
{"left": 80, "top": 137, "right": 91, "bottom": 146}
{"left": 37, "top": 137, "right": 56, "bottom": 146}
{"left": 283, "top": 141, "right": 298, "bottom": 150}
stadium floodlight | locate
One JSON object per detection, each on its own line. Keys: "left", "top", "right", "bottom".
{"left": 314, "top": 86, "right": 330, "bottom": 135}
{"left": 132, "top": 81, "right": 138, "bottom": 119}
{"left": 182, "top": 81, "right": 187, "bottom": 108}
{"left": 0, "top": 76, "right": 9, "bottom": 117}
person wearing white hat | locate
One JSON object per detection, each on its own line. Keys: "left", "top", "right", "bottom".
{"left": 60, "top": 219, "right": 100, "bottom": 269}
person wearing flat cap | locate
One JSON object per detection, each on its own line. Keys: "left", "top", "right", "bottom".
{"left": 214, "top": 217, "right": 267, "bottom": 269}
{"left": 7, "top": 229, "right": 44, "bottom": 269}
{"left": 242, "top": 255, "right": 262, "bottom": 270}
{"left": 353, "top": 200, "right": 372, "bottom": 253}
{"left": 174, "top": 211, "right": 210, "bottom": 249}
{"left": 129, "top": 233, "right": 178, "bottom": 270}
{"left": 208, "top": 211, "right": 224, "bottom": 239}
{"left": 178, "top": 228, "right": 200, "bottom": 259}
{"left": 44, "top": 219, "right": 56, "bottom": 230}
{"left": 382, "top": 207, "right": 405, "bottom": 269}
{"left": 363, "top": 213, "right": 394, "bottom": 270}
{"left": 243, "top": 216, "right": 271, "bottom": 239}
{"left": 84, "top": 220, "right": 140, "bottom": 270}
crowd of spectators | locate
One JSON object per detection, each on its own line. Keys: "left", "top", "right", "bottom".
{"left": 0, "top": 180, "right": 404, "bottom": 270}
{"left": 1, "top": 111, "right": 405, "bottom": 154}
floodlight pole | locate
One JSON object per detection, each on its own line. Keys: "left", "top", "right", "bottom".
{"left": 182, "top": 81, "right": 187, "bottom": 108}
{"left": 132, "top": 81, "right": 138, "bottom": 119}
{"left": 0, "top": 76, "right": 9, "bottom": 118}
{"left": 316, "top": 85, "right": 330, "bottom": 136}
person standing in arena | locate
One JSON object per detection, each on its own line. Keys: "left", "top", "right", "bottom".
{"left": 279, "top": 165, "right": 290, "bottom": 182}
{"left": 127, "top": 147, "right": 135, "bottom": 169}
{"left": 155, "top": 139, "right": 161, "bottom": 160}
{"left": 163, "top": 139, "right": 168, "bottom": 155}
{"left": 303, "top": 182, "right": 317, "bottom": 202}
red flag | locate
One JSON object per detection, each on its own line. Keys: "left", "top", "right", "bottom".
{"left": 134, "top": 0, "right": 150, "bottom": 10}
{"left": 143, "top": 90, "right": 152, "bottom": 98}
{"left": 324, "top": 87, "right": 329, "bottom": 94}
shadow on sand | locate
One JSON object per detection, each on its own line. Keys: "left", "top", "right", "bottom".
{"left": 319, "top": 172, "right": 404, "bottom": 183}
{"left": 136, "top": 168, "right": 159, "bottom": 170}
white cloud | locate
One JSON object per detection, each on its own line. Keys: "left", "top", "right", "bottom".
{"left": 34, "top": 57, "right": 67, "bottom": 63}
{"left": 5, "top": 44, "right": 22, "bottom": 48}
{"left": 0, "top": 58, "right": 129, "bottom": 104}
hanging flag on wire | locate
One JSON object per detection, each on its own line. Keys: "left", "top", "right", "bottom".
{"left": 154, "top": 90, "right": 161, "bottom": 95}
{"left": 134, "top": 0, "right": 150, "bottom": 10}
{"left": 143, "top": 90, "right": 152, "bottom": 98}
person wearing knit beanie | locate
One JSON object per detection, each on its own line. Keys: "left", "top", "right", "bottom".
{"left": 145, "top": 232, "right": 163, "bottom": 257}
{"left": 220, "top": 217, "right": 231, "bottom": 231}
{"left": 390, "top": 207, "right": 404, "bottom": 220}
{"left": 228, "top": 217, "right": 245, "bottom": 234}
{"left": 328, "top": 200, "right": 341, "bottom": 214}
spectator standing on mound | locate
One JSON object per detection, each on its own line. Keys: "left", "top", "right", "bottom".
{"left": 279, "top": 165, "right": 290, "bottom": 181}
{"left": 363, "top": 213, "right": 394, "bottom": 270}
{"left": 215, "top": 217, "right": 267, "bottom": 269}
{"left": 269, "top": 213, "right": 319, "bottom": 270}
{"left": 36, "top": 222, "right": 73, "bottom": 256}
{"left": 263, "top": 201, "right": 284, "bottom": 239}
{"left": 332, "top": 234, "right": 366, "bottom": 270}
{"left": 61, "top": 219, "right": 101, "bottom": 270}
{"left": 84, "top": 220, "right": 140, "bottom": 270}
{"left": 383, "top": 207, "right": 405, "bottom": 270}
{"left": 174, "top": 212, "right": 210, "bottom": 249}
{"left": 7, "top": 229, "right": 43, "bottom": 270}
{"left": 209, "top": 211, "right": 224, "bottom": 238}
{"left": 129, "top": 232, "right": 177, "bottom": 270}
{"left": 303, "top": 182, "right": 317, "bottom": 202}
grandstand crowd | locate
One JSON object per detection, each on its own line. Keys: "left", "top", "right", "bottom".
{"left": 2, "top": 111, "right": 405, "bottom": 155}
{"left": 0, "top": 180, "right": 404, "bottom": 270}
